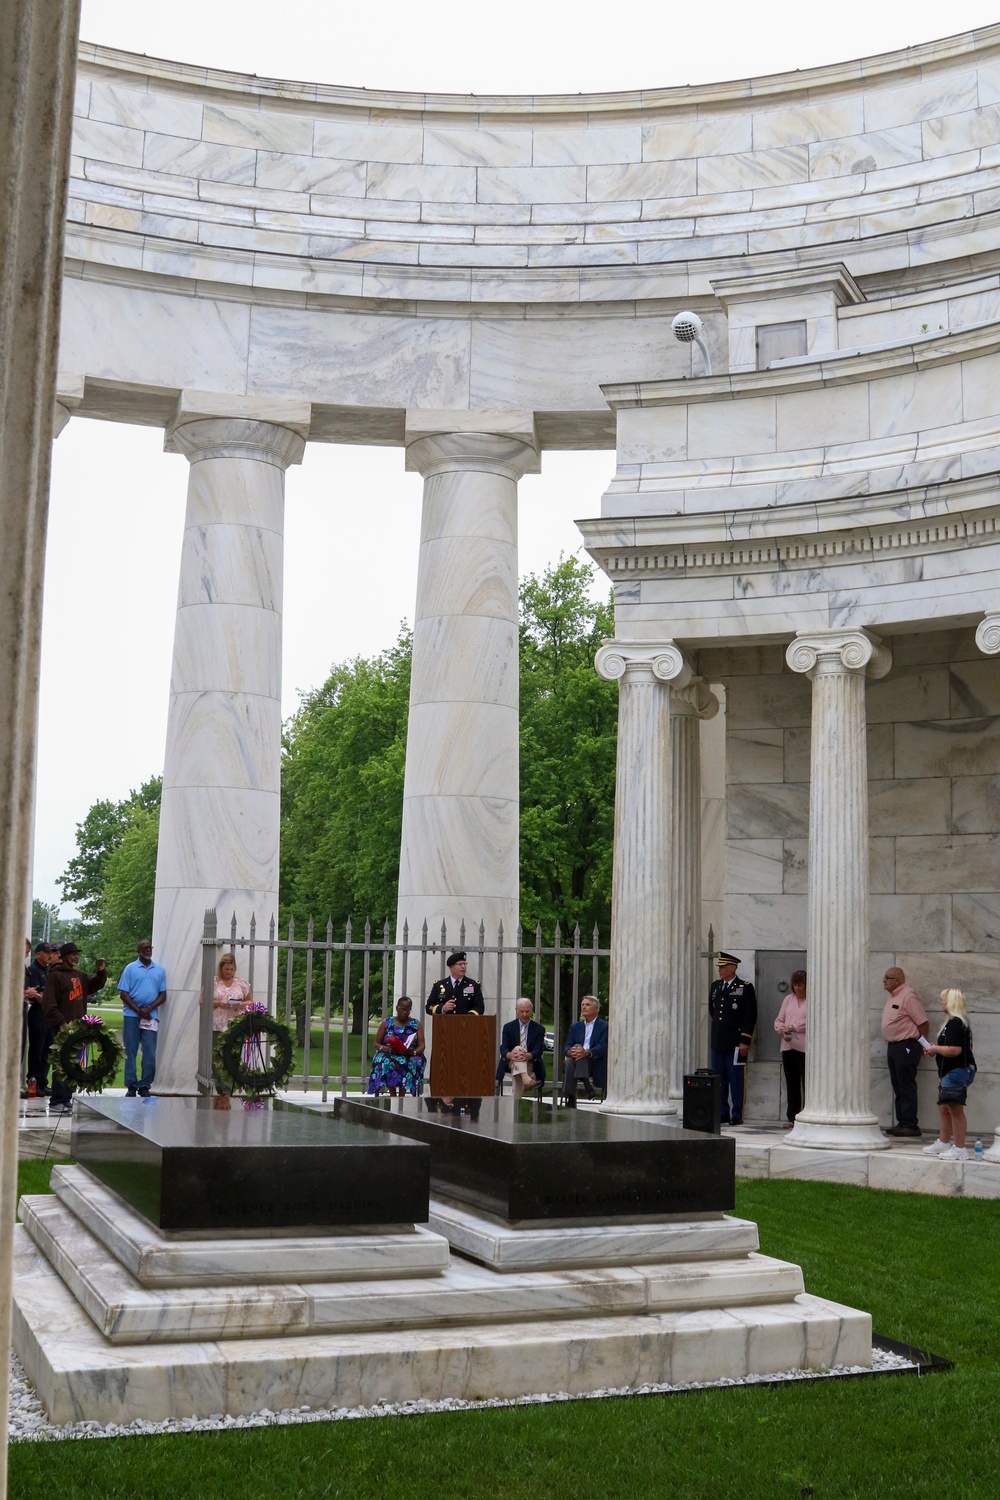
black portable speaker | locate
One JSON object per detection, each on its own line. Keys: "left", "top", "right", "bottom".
{"left": 683, "top": 1069, "right": 722, "bottom": 1135}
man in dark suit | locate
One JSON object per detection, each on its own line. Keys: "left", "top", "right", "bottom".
{"left": 425, "top": 951, "right": 485, "bottom": 1016}
{"left": 709, "top": 951, "right": 757, "bottom": 1127}
{"left": 561, "top": 995, "right": 608, "bottom": 1107}
{"left": 497, "top": 997, "right": 546, "bottom": 1100}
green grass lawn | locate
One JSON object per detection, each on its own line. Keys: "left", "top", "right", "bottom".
{"left": 9, "top": 1168, "right": 999, "bottom": 1500}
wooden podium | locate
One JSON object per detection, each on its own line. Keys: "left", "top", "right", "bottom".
{"left": 429, "top": 1014, "right": 496, "bottom": 1097}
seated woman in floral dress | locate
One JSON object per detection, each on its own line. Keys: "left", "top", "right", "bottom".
{"left": 366, "top": 996, "right": 425, "bottom": 1097}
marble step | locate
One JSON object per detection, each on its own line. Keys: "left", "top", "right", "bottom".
{"left": 19, "top": 1194, "right": 803, "bottom": 1345}
{"left": 49, "top": 1165, "right": 449, "bottom": 1286}
{"left": 429, "top": 1194, "right": 760, "bottom": 1269}
{"left": 12, "top": 1225, "right": 871, "bottom": 1427}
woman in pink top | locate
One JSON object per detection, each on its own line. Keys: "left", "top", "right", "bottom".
{"left": 774, "top": 970, "right": 807, "bottom": 1128}
{"left": 201, "top": 953, "right": 253, "bottom": 1032}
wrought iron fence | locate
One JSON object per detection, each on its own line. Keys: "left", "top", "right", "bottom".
{"left": 197, "top": 907, "right": 611, "bottom": 1101}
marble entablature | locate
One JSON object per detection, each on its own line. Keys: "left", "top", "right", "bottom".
{"left": 61, "top": 26, "right": 1000, "bottom": 434}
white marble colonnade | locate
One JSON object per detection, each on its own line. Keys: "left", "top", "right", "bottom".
{"left": 784, "top": 629, "right": 892, "bottom": 1151}
{"left": 152, "top": 397, "right": 307, "bottom": 1094}
{"left": 396, "top": 414, "right": 539, "bottom": 1012}
{"left": 595, "top": 642, "right": 716, "bottom": 1114}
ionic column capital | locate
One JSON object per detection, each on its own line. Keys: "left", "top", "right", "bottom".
{"left": 595, "top": 640, "right": 693, "bottom": 688}
{"left": 976, "top": 614, "right": 1000, "bottom": 656}
{"left": 670, "top": 676, "right": 720, "bottom": 720}
{"left": 786, "top": 629, "right": 892, "bottom": 680}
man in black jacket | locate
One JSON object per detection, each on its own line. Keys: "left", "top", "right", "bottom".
{"left": 23, "top": 941, "right": 57, "bottom": 1095}
{"left": 709, "top": 952, "right": 757, "bottom": 1126}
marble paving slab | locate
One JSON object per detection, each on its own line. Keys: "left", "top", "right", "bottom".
{"left": 49, "top": 1165, "right": 449, "bottom": 1285}
{"left": 733, "top": 1136, "right": 1000, "bottom": 1197}
{"left": 19, "top": 1195, "right": 803, "bottom": 1345}
{"left": 12, "top": 1226, "right": 871, "bottom": 1426}
{"left": 428, "top": 1195, "right": 760, "bottom": 1269}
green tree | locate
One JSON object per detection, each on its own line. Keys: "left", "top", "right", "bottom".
{"left": 280, "top": 627, "right": 411, "bottom": 929}
{"left": 58, "top": 776, "right": 162, "bottom": 920}
{"left": 97, "top": 805, "right": 160, "bottom": 981}
{"left": 518, "top": 556, "right": 617, "bottom": 940}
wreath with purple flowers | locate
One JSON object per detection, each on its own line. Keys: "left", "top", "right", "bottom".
{"left": 213, "top": 1004, "right": 294, "bottom": 1098}
{"left": 51, "top": 1015, "right": 124, "bottom": 1093}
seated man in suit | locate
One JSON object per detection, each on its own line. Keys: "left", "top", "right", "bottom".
{"left": 497, "top": 997, "right": 546, "bottom": 1101}
{"left": 562, "top": 995, "right": 608, "bottom": 1107}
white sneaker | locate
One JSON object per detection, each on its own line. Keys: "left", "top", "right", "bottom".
{"left": 940, "top": 1146, "right": 969, "bottom": 1161}
{"left": 923, "top": 1139, "right": 950, "bottom": 1155}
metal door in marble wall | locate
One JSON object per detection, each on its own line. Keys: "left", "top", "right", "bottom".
{"left": 751, "top": 949, "right": 807, "bottom": 1122}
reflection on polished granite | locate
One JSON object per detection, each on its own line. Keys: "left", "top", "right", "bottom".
{"left": 335, "top": 1095, "right": 735, "bottom": 1221}
{"left": 72, "top": 1096, "right": 430, "bottom": 1232}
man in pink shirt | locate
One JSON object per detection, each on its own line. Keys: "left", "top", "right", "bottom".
{"left": 880, "top": 967, "right": 929, "bottom": 1137}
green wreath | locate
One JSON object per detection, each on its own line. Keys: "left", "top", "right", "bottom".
{"left": 212, "top": 1010, "right": 294, "bottom": 1098}
{"left": 51, "top": 1016, "right": 124, "bottom": 1093}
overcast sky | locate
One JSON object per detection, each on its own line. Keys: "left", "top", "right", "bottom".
{"left": 36, "top": 1, "right": 998, "bottom": 915}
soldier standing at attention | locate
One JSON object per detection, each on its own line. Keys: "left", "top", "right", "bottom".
{"left": 425, "top": 951, "right": 485, "bottom": 1016}
{"left": 709, "top": 952, "right": 757, "bottom": 1127}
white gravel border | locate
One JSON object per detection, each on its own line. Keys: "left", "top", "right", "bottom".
{"left": 9, "top": 1346, "right": 916, "bottom": 1442}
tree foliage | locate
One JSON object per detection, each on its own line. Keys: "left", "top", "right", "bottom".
{"left": 56, "top": 777, "right": 161, "bottom": 981}
{"left": 57, "top": 777, "right": 162, "bottom": 921}
{"left": 98, "top": 804, "right": 160, "bottom": 980}
{"left": 518, "top": 556, "right": 617, "bottom": 938}
{"left": 279, "top": 627, "right": 411, "bottom": 932}
{"left": 62, "top": 560, "right": 619, "bottom": 981}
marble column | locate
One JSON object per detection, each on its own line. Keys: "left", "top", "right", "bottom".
{"left": 974, "top": 614, "right": 1000, "bottom": 1159}
{"left": 152, "top": 399, "right": 307, "bottom": 1093}
{"left": 0, "top": 1, "right": 80, "bottom": 1488}
{"left": 667, "top": 677, "right": 719, "bottom": 1111}
{"left": 396, "top": 414, "right": 539, "bottom": 1016}
{"left": 595, "top": 642, "right": 694, "bottom": 1115}
{"left": 785, "top": 629, "right": 892, "bottom": 1151}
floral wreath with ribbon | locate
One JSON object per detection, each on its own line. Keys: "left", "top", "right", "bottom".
{"left": 51, "top": 1016, "right": 124, "bottom": 1093}
{"left": 212, "top": 1004, "right": 295, "bottom": 1099}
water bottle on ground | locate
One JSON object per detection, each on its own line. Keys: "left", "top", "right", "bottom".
{"left": 974, "top": 1137, "right": 983, "bottom": 1162}
{"left": 27, "top": 1078, "right": 36, "bottom": 1099}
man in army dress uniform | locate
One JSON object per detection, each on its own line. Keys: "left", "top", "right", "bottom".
{"left": 425, "top": 952, "right": 485, "bottom": 1016}
{"left": 709, "top": 952, "right": 757, "bottom": 1126}
{"left": 425, "top": 951, "right": 485, "bottom": 1115}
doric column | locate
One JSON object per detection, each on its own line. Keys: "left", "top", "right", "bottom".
{"left": 667, "top": 677, "right": 719, "bottom": 1111}
{"left": 595, "top": 641, "right": 697, "bottom": 1115}
{"left": 785, "top": 629, "right": 892, "bottom": 1150}
{"left": 152, "top": 396, "right": 308, "bottom": 1094}
{"left": 396, "top": 413, "right": 539, "bottom": 1012}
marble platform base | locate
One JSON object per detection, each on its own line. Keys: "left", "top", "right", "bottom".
{"left": 734, "top": 1135, "right": 1000, "bottom": 1198}
{"left": 13, "top": 1165, "right": 872, "bottom": 1424}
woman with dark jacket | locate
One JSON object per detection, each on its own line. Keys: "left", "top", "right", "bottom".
{"left": 923, "top": 988, "right": 976, "bottom": 1162}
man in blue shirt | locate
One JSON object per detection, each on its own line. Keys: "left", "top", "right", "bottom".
{"left": 117, "top": 939, "right": 167, "bottom": 1096}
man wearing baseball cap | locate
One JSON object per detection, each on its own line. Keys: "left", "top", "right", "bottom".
{"left": 23, "top": 941, "right": 58, "bottom": 1095}
{"left": 42, "top": 944, "right": 108, "bottom": 1113}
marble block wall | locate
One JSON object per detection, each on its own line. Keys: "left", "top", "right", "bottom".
{"left": 699, "top": 628, "right": 1000, "bottom": 1132}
